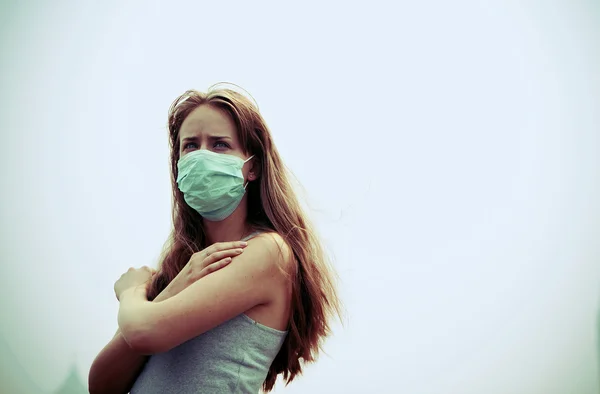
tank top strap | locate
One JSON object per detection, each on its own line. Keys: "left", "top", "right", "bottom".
{"left": 240, "top": 231, "right": 264, "bottom": 242}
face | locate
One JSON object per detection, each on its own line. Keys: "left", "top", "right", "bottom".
{"left": 179, "top": 104, "right": 257, "bottom": 181}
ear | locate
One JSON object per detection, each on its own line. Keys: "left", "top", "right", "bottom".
{"left": 247, "top": 157, "right": 261, "bottom": 181}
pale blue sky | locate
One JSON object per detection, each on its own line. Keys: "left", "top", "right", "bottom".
{"left": 1, "top": 1, "right": 599, "bottom": 393}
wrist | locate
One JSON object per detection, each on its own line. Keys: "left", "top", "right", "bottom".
{"left": 153, "top": 286, "right": 173, "bottom": 302}
{"left": 118, "top": 286, "right": 151, "bottom": 345}
{"left": 120, "top": 285, "right": 147, "bottom": 302}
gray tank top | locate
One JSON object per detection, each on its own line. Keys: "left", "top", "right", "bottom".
{"left": 130, "top": 232, "right": 288, "bottom": 394}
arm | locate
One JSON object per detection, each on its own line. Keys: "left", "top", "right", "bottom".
{"left": 88, "top": 286, "right": 175, "bottom": 394}
{"left": 89, "top": 241, "right": 247, "bottom": 393}
{"left": 118, "top": 234, "right": 291, "bottom": 354}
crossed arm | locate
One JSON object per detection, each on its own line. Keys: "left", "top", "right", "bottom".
{"left": 88, "top": 285, "right": 175, "bottom": 394}
{"left": 118, "top": 233, "right": 291, "bottom": 354}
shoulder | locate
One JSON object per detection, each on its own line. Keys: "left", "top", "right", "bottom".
{"left": 243, "top": 232, "right": 295, "bottom": 276}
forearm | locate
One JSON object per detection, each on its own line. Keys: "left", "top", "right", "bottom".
{"left": 153, "top": 284, "right": 174, "bottom": 302}
{"left": 118, "top": 286, "right": 157, "bottom": 351}
{"left": 88, "top": 287, "right": 173, "bottom": 394}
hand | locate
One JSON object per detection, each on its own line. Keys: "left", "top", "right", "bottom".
{"left": 114, "top": 266, "right": 157, "bottom": 301}
{"left": 155, "top": 241, "right": 248, "bottom": 302}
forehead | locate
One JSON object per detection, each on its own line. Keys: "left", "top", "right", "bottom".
{"left": 179, "top": 104, "right": 237, "bottom": 139}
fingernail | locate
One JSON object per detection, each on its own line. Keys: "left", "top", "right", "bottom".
{"left": 240, "top": 241, "right": 248, "bottom": 247}
{"left": 235, "top": 249, "right": 244, "bottom": 254}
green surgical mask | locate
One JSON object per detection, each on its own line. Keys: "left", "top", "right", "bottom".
{"left": 176, "top": 149, "right": 254, "bottom": 221}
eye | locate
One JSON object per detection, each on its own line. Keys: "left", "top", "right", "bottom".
{"left": 183, "top": 142, "right": 198, "bottom": 151}
{"left": 213, "top": 141, "right": 231, "bottom": 150}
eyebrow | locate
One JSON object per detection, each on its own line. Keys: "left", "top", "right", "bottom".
{"left": 181, "top": 135, "right": 232, "bottom": 142}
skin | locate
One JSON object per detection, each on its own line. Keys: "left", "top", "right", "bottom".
{"left": 116, "top": 104, "right": 293, "bottom": 354}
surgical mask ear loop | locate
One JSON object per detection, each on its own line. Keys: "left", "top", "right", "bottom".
{"left": 242, "top": 155, "right": 255, "bottom": 189}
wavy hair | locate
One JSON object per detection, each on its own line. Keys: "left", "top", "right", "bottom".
{"left": 146, "top": 85, "right": 341, "bottom": 391}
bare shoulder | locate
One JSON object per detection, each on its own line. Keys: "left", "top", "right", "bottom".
{"left": 245, "top": 232, "right": 295, "bottom": 275}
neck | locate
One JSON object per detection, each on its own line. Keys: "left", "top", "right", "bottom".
{"left": 202, "top": 197, "right": 251, "bottom": 244}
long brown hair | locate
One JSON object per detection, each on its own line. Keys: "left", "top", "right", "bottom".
{"left": 146, "top": 85, "right": 342, "bottom": 391}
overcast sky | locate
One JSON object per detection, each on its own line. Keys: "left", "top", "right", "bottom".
{"left": 1, "top": 1, "right": 599, "bottom": 393}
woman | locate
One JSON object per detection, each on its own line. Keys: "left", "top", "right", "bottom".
{"left": 88, "top": 85, "right": 341, "bottom": 393}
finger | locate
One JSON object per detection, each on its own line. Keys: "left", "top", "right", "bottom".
{"left": 204, "top": 248, "right": 244, "bottom": 265}
{"left": 192, "top": 249, "right": 244, "bottom": 272}
{"left": 201, "top": 257, "right": 233, "bottom": 276}
{"left": 191, "top": 249, "right": 238, "bottom": 270}
{"left": 206, "top": 240, "right": 248, "bottom": 256}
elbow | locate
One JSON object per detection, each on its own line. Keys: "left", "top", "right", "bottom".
{"left": 87, "top": 371, "right": 101, "bottom": 394}
{"left": 88, "top": 383, "right": 109, "bottom": 394}
{"left": 88, "top": 355, "right": 112, "bottom": 394}
{"left": 88, "top": 369, "right": 118, "bottom": 394}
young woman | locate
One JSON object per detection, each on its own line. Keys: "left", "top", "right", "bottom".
{"left": 88, "top": 85, "right": 341, "bottom": 393}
